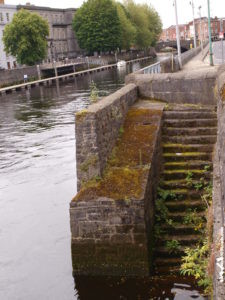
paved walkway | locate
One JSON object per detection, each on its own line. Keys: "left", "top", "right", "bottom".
{"left": 180, "top": 45, "right": 219, "bottom": 73}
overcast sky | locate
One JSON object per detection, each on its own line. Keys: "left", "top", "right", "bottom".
{"left": 5, "top": 0, "right": 225, "bottom": 28}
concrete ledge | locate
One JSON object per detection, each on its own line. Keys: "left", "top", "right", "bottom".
{"left": 125, "top": 71, "right": 217, "bottom": 105}
{"left": 75, "top": 83, "right": 138, "bottom": 190}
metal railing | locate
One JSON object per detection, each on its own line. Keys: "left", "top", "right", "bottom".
{"left": 135, "top": 61, "right": 161, "bottom": 74}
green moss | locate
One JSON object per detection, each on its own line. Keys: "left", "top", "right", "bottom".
{"left": 221, "top": 84, "right": 225, "bottom": 101}
{"left": 73, "top": 107, "right": 162, "bottom": 202}
{"left": 76, "top": 109, "right": 89, "bottom": 123}
{"left": 80, "top": 155, "right": 98, "bottom": 172}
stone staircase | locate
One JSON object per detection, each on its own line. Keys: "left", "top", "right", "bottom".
{"left": 154, "top": 105, "right": 217, "bottom": 275}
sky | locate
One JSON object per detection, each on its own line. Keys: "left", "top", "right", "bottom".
{"left": 5, "top": 0, "right": 225, "bottom": 29}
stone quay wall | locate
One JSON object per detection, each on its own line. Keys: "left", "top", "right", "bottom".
{"left": 71, "top": 101, "right": 164, "bottom": 276}
{"left": 213, "top": 67, "right": 225, "bottom": 299}
{"left": 70, "top": 198, "right": 149, "bottom": 276}
{"left": 160, "top": 41, "right": 209, "bottom": 73}
{"left": 75, "top": 84, "right": 138, "bottom": 190}
{"left": 125, "top": 70, "right": 217, "bottom": 105}
{"left": 0, "top": 66, "right": 38, "bottom": 88}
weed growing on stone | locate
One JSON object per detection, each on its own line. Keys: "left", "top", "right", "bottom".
{"left": 165, "top": 240, "right": 181, "bottom": 254}
{"left": 90, "top": 80, "right": 99, "bottom": 103}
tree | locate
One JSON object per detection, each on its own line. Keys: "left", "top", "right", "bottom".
{"left": 115, "top": 2, "right": 136, "bottom": 50}
{"left": 73, "top": 0, "right": 121, "bottom": 54}
{"left": 124, "top": 0, "right": 162, "bottom": 49}
{"left": 3, "top": 9, "right": 49, "bottom": 66}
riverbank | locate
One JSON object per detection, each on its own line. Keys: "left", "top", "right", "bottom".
{"left": 0, "top": 56, "right": 153, "bottom": 96}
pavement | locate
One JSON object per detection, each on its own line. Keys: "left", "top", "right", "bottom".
{"left": 180, "top": 44, "right": 219, "bottom": 73}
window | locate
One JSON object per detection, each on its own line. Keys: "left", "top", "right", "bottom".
{"left": 0, "top": 13, "right": 3, "bottom": 22}
{"left": 6, "top": 13, "right": 9, "bottom": 22}
{"left": 7, "top": 62, "right": 10, "bottom": 69}
{"left": 13, "top": 61, "right": 17, "bottom": 68}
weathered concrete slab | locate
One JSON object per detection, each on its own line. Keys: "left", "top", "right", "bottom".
{"left": 125, "top": 70, "right": 217, "bottom": 105}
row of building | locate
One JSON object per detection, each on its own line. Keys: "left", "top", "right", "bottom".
{"left": 0, "top": 1, "right": 81, "bottom": 70}
{"left": 160, "top": 17, "right": 225, "bottom": 42}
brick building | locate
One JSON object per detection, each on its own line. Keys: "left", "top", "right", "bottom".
{"left": 18, "top": 4, "right": 81, "bottom": 62}
{"left": 160, "top": 17, "right": 225, "bottom": 42}
{"left": 0, "top": 1, "right": 81, "bottom": 69}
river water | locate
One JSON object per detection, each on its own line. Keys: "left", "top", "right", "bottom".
{"left": 0, "top": 60, "right": 151, "bottom": 300}
{"left": 0, "top": 57, "right": 206, "bottom": 300}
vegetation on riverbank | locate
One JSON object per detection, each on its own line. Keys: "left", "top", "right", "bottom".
{"left": 73, "top": 0, "right": 162, "bottom": 54}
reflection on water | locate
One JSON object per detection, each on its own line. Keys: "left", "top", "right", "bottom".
{"left": 74, "top": 275, "right": 205, "bottom": 300}
{"left": 0, "top": 58, "right": 162, "bottom": 300}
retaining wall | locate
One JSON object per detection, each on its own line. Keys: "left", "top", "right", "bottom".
{"left": 0, "top": 66, "right": 38, "bottom": 87}
{"left": 71, "top": 100, "right": 164, "bottom": 276}
{"left": 213, "top": 68, "right": 225, "bottom": 299}
{"left": 75, "top": 84, "right": 138, "bottom": 190}
{"left": 160, "top": 41, "right": 209, "bottom": 73}
{"left": 125, "top": 70, "right": 217, "bottom": 105}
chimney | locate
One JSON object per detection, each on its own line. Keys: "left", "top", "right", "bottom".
{"left": 0, "top": 0, "right": 5, "bottom": 4}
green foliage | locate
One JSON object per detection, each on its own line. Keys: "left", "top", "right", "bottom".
{"left": 184, "top": 208, "right": 205, "bottom": 232}
{"left": 124, "top": 0, "right": 162, "bottom": 49}
{"left": 155, "top": 188, "right": 176, "bottom": 224}
{"left": 185, "top": 171, "right": 193, "bottom": 187}
{"left": 165, "top": 240, "right": 181, "bottom": 254}
{"left": 3, "top": 9, "right": 49, "bottom": 65}
{"left": 201, "top": 182, "right": 212, "bottom": 208}
{"left": 180, "top": 240, "right": 212, "bottom": 294}
{"left": 115, "top": 2, "right": 136, "bottom": 50}
{"left": 90, "top": 80, "right": 99, "bottom": 103}
{"left": 73, "top": 0, "right": 162, "bottom": 52}
{"left": 73, "top": 0, "right": 121, "bottom": 53}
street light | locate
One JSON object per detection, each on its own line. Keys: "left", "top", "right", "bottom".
{"left": 174, "top": 0, "right": 182, "bottom": 69}
{"left": 207, "top": 0, "right": 214, "bottom": 66}
{"left": 198, "top": 6, "right": 204, "bottom": 55}
{"left": 190, "top": 0, "right": 197, "bottom": 48}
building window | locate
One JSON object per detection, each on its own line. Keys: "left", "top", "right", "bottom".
{"left": 7, "top": 62, "right": 11, "bottom": 69}
{"left": 13, "top": 61, "right": 17, "bottom": 68}
{"left": 0, "top": 13, "right": 3, "bottom": 22}
{"left": 6, "top": 13, "right": 9, "bottom": 22}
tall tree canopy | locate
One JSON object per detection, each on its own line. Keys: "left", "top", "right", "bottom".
{"left": 72, "top": 0, "right": 162, "bottom": 53}
{"left": 73, "top": 0, "right": 121, "bottom": 54}
{"left": 124, "top": 0, "right": 162, "bottom": 49}
{"left": 115, "top": 2, "right": 136, "bottom": 50}
{"left": 3, "top": 9, "right": 49, "bottom": 66}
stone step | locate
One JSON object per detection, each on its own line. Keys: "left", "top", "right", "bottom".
{"left": 163, "top": 127, "right": 217, "bottom": 136}
{"left": 163, "top": 111, "right": 217, "bottom": 120}
{"left": 166, "top": 211, "right": 206, "bottom": 223}
{"left": 155, "top": 246, "right": 186, "bottom": 258}
{"left": 164, "top": 119, "right": 217, "bottom": 128}
{"left": 160, "top": 180, "right": 210, "bottom": 190}
{"left": 163, "top": 143, "right": 214, "bottom": 153}
{"left": 160, "top": 224, "right": 199, "bottom": 236}
{"left": 154, "top": 257, "right": 181, "bottom": 267}
{"left": 154, "top": 265, "right": 180, "bottom": 275}
{"left": 162, "top": 169, "right": 211, "bottom": 181}
{"left": 164, "top": 161, "right": 212, "bottom": 171}
{"left": 163, "top": 152, "right": 212, "bottom": 162}
{"left": 162, "top": 135, "right": 217, "bottom": 144}
{"left": 166, "top": 200, "right": 206, "bottom": 212}
{"left": 157, "top": 234, "right": 201, "bottom": 246}
{"left": 164, "top": 105, "right": 216, "bottom": 112}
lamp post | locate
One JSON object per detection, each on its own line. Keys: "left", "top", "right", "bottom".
{"left": 174, "top": 0, "right": 182, "bottom": 69}
{"left": 198, "top": 6, "right": 204, "bottom": 55}
{"left": 207, "top": 0, "right": 214, "bottom": 66}
{"left": 190, "top": 0, "right": 197, "bottom": 48}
